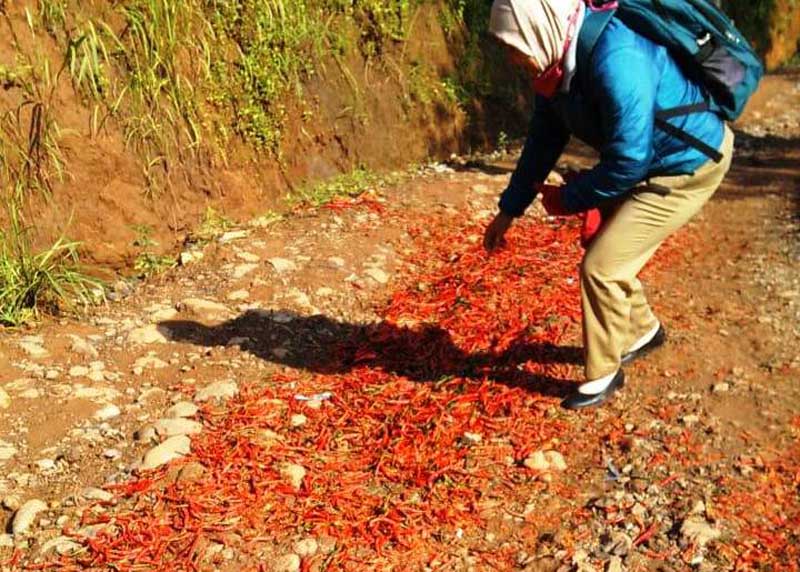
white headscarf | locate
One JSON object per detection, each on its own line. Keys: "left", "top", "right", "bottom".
{"left": 489, "top": 0, "right": 582, "bottom": 73}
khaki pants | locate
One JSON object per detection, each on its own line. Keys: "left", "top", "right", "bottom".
{"left": 581, "top": 125, "right": 735, "bottom": 380}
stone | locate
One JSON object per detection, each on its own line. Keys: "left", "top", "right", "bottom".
{"left": 290, "top": 414, "right": 308, "bottom": 428}
{"left": 195, "top": 381, "right": 238, "bottom": 402}
{"left": 269, "top": 257, "right": 297, "bottom": 274}
{"left": 0, "top": 440, "right": 18, "bottom": 462}
{"left": 364, "top": 268, "right": 389, "bottom": 284}
{"left": 712, "top": 383, "right": 730, "bottom": 394}
{"left": 219, "top": 230, "right": 249, "bottom": 243}
{"left": 40, "top": 536, "right": 82, "bottom": 556}
{"left": 69, "top": 335, "right": 99, "bottom": 359}
{"left": 35, "top": 459, "right": 56, "bottom": 471}
{"left": 543, "top": 451, "right": 567, "bottom": 471}
{"left": 180, "top": 250, "right": 204, "bottom": 266}
{"left": 128, "top": 325, "right": 170, "bottom": 345}
{"left": 134, "top": 425, "right": 158, "bottom": 443}
{"left": 273, "top": 554, "right": 301, "bottom": 572}
{"left": 462, "top": 432, "right": 482, "bottom": 445}
{"left": 180, "top": 298, "right": 230, "bottom": 321}
{"left": 2, "top": 496, "right": 21, "bottom": 511}
{"left": 680, "top": 516, "right": 721, "bottom": 547}
{"left": 281, "top": 463, "right": 306, "bottom": 489}
{"left": 176, "top": 462, "right": 206, "bottom": 484}
{"left": 94, "top": 404, "right": 121, "bottom": 421}
{"left": 237, "top": 251, "right": 260, "bottom": 263}
{"left": 233, "top": 263, "right": 258, "bottom": 279}
{"left": 11, "top": 499, "right": 48, "bottom": 535}
{"left": 133, "top": 355, "right": 168, "bottom": 371}
{"left": 19, "top": 336, "right": 49, "bottom": 359}
{"left": 167, "top": 401, "right": 199, "bottom": 418}
{"left": 227, "top": 290, "right": 250, "bottom": 301}
{"left": 139, "top": 435, "right": 191, "bottom": 471}
{"left": 154, "top": 418, "right": 203, "bottom": 437}
{"left": 606, "top": 556, "right": 624, "bottom": 572}
{"left": 0, "top": 534, "right": 13, "bottom": 548}
{"left": 103, "top": 448, "right": 122, "bottom": 459}
{"left": 81, "top": 487, "right": 113, "bottom": 502}
{"left": 523, "top": 451, "right": 549, "bottom": 472}
{"left": 0, "top": 388, "right": 10, "bottom": 410}
{"left": 293, "top": 538, "right": 319, "bottom": 557}
{"left": 69, "top": 365, "right": 90, "bottom": 378}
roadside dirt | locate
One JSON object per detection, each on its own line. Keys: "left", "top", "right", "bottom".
{"left": 0, "top": 73, "right": 798, "bottom": 571}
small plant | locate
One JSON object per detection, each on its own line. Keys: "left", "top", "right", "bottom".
{"left": 0, "top": 200, "right": 101, "bottom": 326}
{"left": 130, "top": 224, "right": 175, "bottom": 278}
{"left": 192, "top": 206, "right": 235, "bottom": 243}
{"left": 497, "top": 131, "right": 510, "bottom": 154}
{"left": 288, "top": 167, "right": 383, "bottom": 208}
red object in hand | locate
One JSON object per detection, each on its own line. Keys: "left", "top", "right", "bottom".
{"left": 580, "top": 209, "right": 603, "bottom": 248}
{"left": 538, "top": 184, "right": 569, "bottom": 216}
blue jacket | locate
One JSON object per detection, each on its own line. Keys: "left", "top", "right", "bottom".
{"left": 499, "top": 14, "right": 725, "bottom": 216}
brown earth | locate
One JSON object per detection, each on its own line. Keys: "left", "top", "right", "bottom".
{"left": 0, "top": 73, "right": 798, "bottom": 570}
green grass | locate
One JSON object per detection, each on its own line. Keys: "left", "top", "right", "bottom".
{"left": 287, "top": 167, "right": 383, "bottom": 208}
{"left": 0, "top": 201, "right": 101, "bottom": 327}
{"left": 130, "top": 224, "right": 176, "bottom": 277}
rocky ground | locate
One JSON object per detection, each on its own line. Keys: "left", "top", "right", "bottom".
{"left": 0, "top": 74, "right": 798, "bottom": 572}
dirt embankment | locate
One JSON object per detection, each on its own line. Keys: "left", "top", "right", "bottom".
{"left": 0, "top": 2, "right": 530, "bottom": 272}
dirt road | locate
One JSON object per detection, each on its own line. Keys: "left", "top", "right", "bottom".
{"left": 0, "top": 73, "right": 798, "bottom": 572}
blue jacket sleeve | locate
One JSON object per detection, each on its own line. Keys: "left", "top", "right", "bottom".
{"left": 561, "top": 45, "right": 657, "bottom": 213}
{"left": 499, "top": 96, "right": 569, "bottom": 217}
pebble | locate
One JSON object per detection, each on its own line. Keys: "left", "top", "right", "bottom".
{"left": 293, "top": 538, "right": 319, "bottom": 557}
{"left": 128, "top": 324, "right": 170, "bottom": 345}
{"left": 462, "top": 432, "right": 482, "bottom": 445}
{"left": 523, "top": 450, "right": 567, "bottom": 472}
{"left": 219, "top": 230, "right": 249, "bottom": 243}
{"left": 167, "top": 401, "right": 199, "bottom": 418}
{"left": 19, "top": 336, "right": 49, "bottom": 358}
{"left": 69, "top": 365, "right": 90, "bottom": 378}
{"left": 2, "top": 495, "right": 21, "bottom": 511}
{"left": 139, "top": 435, "right": 191, "bottom": 471}
{"left": 269, "top": 257, "right": 298, "bottom": 274}
{"left": 227, "top": 290, "right": 250, "bottom": 301}
{"left": 133, "top": 355, "right": 168, "bottom": 371}
{"left": 0, "top": 440, "right": 19, "bottom": 462}
{"left": 712, "top": 383, "right": 730, "bottom": 393}
{"left": 680, "top": 516, "right": 721, "bottom": 547}
{"left": 103, "top": 448, "right": 122, "bottom": 460}
{"left": 154, "top": 418, "right": 203, "bottom": 437}
{"left": 180, "top": 298, "right": 230, "bottom": 321}
{"left": 81, "top": 487, "right": 114, "bottom": 502}
{"left": 237, "top": 251, "right": 260, "bottom": 263}
{"left": 35, "top": 459, "right": 56, "bottom": 471}
{"left": 40, "top": 536, "right": 82, "bottom": 556}
{"left": 233, "top": 263, "right": 258, "bottom": 279}
{"left": 0, "top": 534, "right": 12, "bottom": 548}
{"left": 11, "top": 499, "right": 48, "bottom": 535}
{"left": 180, "top": 250, "right": 204, "bottom": 266}
{"left": 68, "top": 335, "right": 99, "bottom": 358}
{"left": 364, "top": 268, "right": 389, "bottom": 284}
{"left": 606, "top": 556, "right": 624, "bottom": 572}
{"left": 176, "top": 461, "right": 206, "bottom": 484}
{"left": 94, "top": 404, "right": 121, "bottom": 421}
{"left": 281, "top": 463, "right": 306, "bottom": 489}
{"left": 194, "top": 381, "right": 238, "bottom": 402}
{"left": 290, "top": 414, "right": 308, "bottom": 428}
{"left": 273, "top": 553, "right": 301, "bottom": 572}
{"left": 0, "top": 388, "right": 10, "bottom": 409}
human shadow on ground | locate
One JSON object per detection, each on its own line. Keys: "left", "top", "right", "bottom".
{"left": 159, "top": 310, "right": 582, "bottom": 398}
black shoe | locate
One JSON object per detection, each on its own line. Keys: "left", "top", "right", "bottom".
{"left": 621, "top": 325, "right": 666, "bottom": 365}
{"left": 561, "top": 370, "right": 625, "bottom": 410}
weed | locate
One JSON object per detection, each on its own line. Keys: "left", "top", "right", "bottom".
{"left": 192, "top": 206, "right": 234, "bottom": 243}
{"left": 288, "top": 167, "right": 388, "bottom": 208}
{"left": 0, "top": 199, "right": 101, "bottom": 326}
{"left": 130, "top": 224, "right": 175, "bottom": 278}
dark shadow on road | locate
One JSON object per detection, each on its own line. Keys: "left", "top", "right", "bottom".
{"left": 159, "top": 310, "right": 581, "bottom": 398}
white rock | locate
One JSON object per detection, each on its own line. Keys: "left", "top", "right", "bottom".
{"left": 180, "top": 298, "right": 230, "bottom": 320}
{"left": 0, "top": 441, "right": 18, "bottom": 462}
{"left": 167, "top": 401, "right": 199, "bottom": 418}
{"left": 103, "top": 448, "right": 122, "bottom": 459}
{"left": 11, "top": 499, "right": 48, "bottom": 535}
{"left": 81, "top": 487, "right": 114, "bottom": 502}
{"left": 94, "top": 404, "right": 121, "bottom": 421}
{"left": 40, "top": 536, "right": 82, "bottom": 556}
{"left": 194, "top": 381, "right": 238, "bottom": 402}
{"left": 132, "top": 355, "right": 168, "bottom": 371}
{"left": 0, "top": 388, "right": 10, "bottom": 409}
{"left": 543, "top": 451, "right": 567, "bottom": 471}
{"left": 154, "top": 418, "right": 203, "bottom": 437}
{"left": 712, "top": 383, "right": 730, "bottom": 394}
{"left": 680, "top": 516, "right": 721, "bottom": 547}
{"left": 219, "top": 230, "right": 249, "bottom": 243}
{"left": 139, "top": 435, "right": 191, "bottom": 471}
{"left": 35, "top": 459, "right": 56, "bottom": 471}
{"left": 273, "top": 553, "right": 301, "bottom": 572}
{"left": 69, "top": 365, "right": 90, "bottom": 378}
{"left": 606, "top": 556, "right": 624, "bottom": 572}
{"left": 280, "top": 464, "right": 306, "bottom": 489}
{"left": 327, "top": 256, "right": 346, "bottom": 268}
{"left": 19, "top": 337, "right": 49, "bottom": 358}
{"left": 227, "top": 290, "right": 250, "bottom": 301}
{"left": 0, "top": 534, "right": 13, "bottom": 548}
{"left": 69, "top": 335, "right": 99, "bottom": 358}
{"left": 523, "top": 451, "right": 549, "bottom": 471}
{"left": 74, "top": 386, "right": 120, "bottom": 402}
{"left": 462, "top": 432, "right": 482, "bottom": 445}
{"left": 269, "top": 257, "right": 297, "bottom": 274}
{"left": 316, "top": 287, "right": 335, "bottom": 297}
{"left": 137, "top": 387, "right": 167, "bottom": 404}
{"left": 150, "top": 307, "right": 179, "bottom": 322}
{"left": 128, "top": 325, "right": 170, "bottom": 345}
{"left": 364, "top": 268, "right": 389, "bottom": 284}
{"left": 180, "top": 250, "right": 204, "bottom": 266}
{"left": 293, "top": 538, "right": 319, "bottom": 557}
{"left": 290, "top": 414, "right": 308, "bottom": 428}
{"left": 237, "top": 251, "right": 261, "bottom": 263}
{"left": 233, "top": 263, "right": 259, "bottom": 279}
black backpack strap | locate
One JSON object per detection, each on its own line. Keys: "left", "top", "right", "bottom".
{"left": 576, "top": 7, "right": 616, "bottom": 90}
{"left": 655, "top": 102, "right": 723, "bottom": 163}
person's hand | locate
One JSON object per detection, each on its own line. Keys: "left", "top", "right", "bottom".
{"left": 538, "top": 184, "right": 569, "bottom": 216}
{"left": 484, "top": 211, "right": 514, "bottom": 252}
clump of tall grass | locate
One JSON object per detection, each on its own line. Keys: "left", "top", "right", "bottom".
{"left": 0, "top": 201, "right": 101, "bottom": 327}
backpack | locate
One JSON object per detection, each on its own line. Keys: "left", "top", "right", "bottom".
{"left": 579, "top": 0, "right": 764, "bottom": 162}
